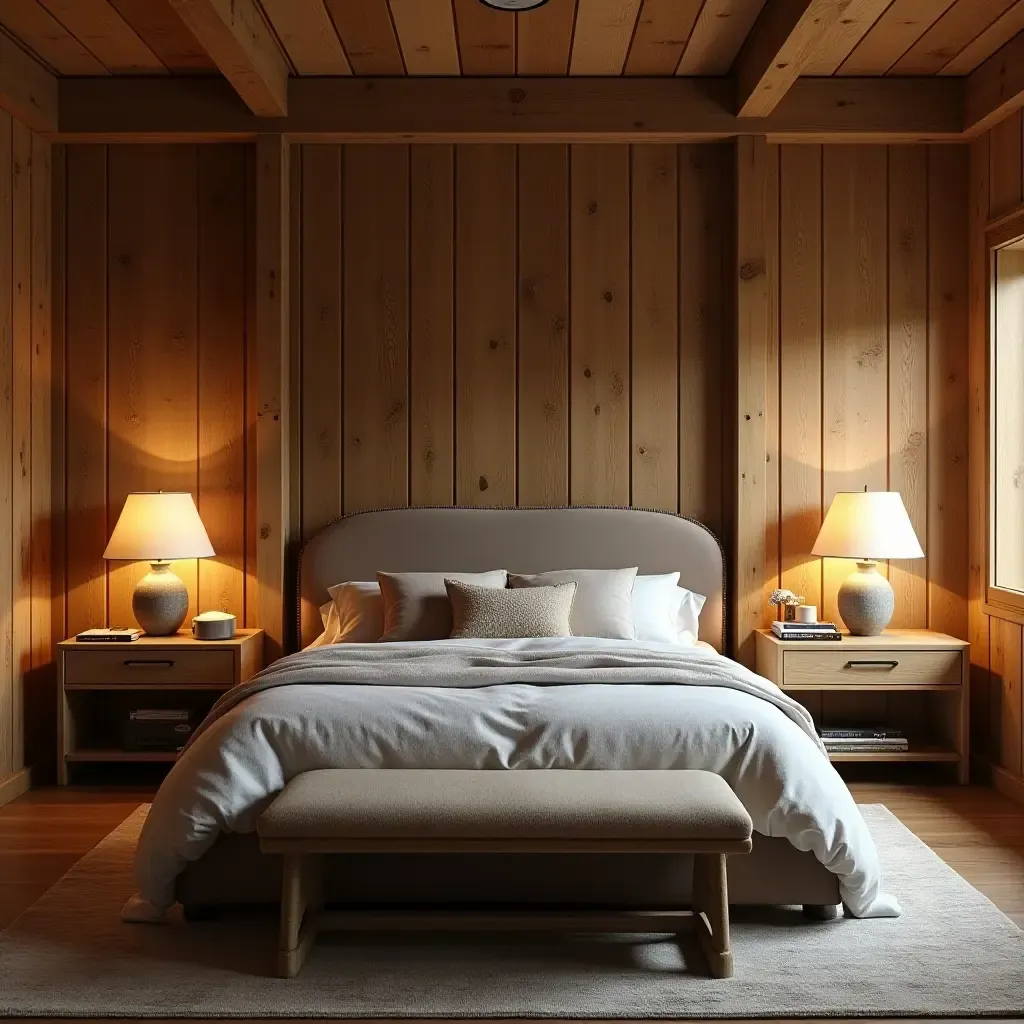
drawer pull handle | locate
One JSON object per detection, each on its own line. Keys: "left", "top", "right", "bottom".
{"left": 845, "top": 660, "right": 899, "bottom": 670}
{"left": 123, "top": 659, "right": 175, "bottom": 668}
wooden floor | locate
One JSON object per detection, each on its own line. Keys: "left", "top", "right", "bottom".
{"left": 1, "top": 781, "right": 1022, "bottom": 1023}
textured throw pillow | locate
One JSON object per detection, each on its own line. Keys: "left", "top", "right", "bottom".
{"left": 377, "top": 570, "right": 508, "bottom": 642}
{"left": 329, "top": 581, "right": 385, "bottom": 643}
{"left": 446, "top": 579, "right": 576, "bottom": 639}
{"left": 507, "top": 567, "right": 638, "bottom": 639}
{"left": 632, "top": 573, "right": 706, "bottom": 645}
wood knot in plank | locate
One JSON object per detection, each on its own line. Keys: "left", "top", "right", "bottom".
{"left": 739, "top": 259, "right": 764, "bottom": 281}
{"left": 479, "top": 475, "right": 489, "bottom": 492}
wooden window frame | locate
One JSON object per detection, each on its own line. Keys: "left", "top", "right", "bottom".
{"left": 986, "top": 209, "right": 1024, "bottom": 617}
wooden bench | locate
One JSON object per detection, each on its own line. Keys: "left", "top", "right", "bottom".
{"left": 257, "top": 768, "right": 753, "bottom": 979}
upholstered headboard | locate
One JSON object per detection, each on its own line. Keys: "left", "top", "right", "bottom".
{"left": 297, "top": 507, "right": 726, "bottom": 652}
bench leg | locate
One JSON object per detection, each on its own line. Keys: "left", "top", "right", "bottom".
{"left": 278, "top": 853, "right": 322, "bottom": 978}
{"left": 690, "top": 853, "right": 733, "bottom": 979}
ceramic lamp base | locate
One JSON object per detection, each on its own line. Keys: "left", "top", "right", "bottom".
{"left": 133, "top": 561, "right": 189, "bottom": 636}
{"left": 837, "top": 560, "right": 894, "bottom": 636}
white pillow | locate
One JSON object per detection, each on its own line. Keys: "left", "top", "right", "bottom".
{"left": 327, "top": 581, "right": 385, "bottom": 644}
{"left": 508, "top": 568, "right": 637, "bottom": 639}
{"left": 674, "top": 587, "right": 706, "bottom": 645}
{"left": 633, "top": 573, "right": 706, "bottom": 645}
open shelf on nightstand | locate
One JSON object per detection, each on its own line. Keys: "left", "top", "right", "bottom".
{"left": 826, "top": 744, "right": 960, "bottom": 764}
{"left": 65, "top": 749, "right": 180, "bottom": 764}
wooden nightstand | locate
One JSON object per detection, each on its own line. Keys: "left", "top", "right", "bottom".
{"left": 755, "top": 628, "right": 969, "bottom": 784}
{"left": 57, "top": 629, "right": 264, "bottom": 784}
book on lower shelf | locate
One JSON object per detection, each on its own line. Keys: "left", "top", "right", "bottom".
{"left": 821, "top": 727, "right": 909, "bottom": 753}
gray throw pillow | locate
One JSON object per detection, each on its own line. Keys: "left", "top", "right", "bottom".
{"left": 507, "top": 567, "right": 638, "bottom": 639}
{"left": 446, "top": 579, "right": 577, "bottom": 639}
{"left": 377, "top": 570, "right": 508, "bottom": 642}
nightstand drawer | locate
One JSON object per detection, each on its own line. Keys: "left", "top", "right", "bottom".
{"left": 64, "top": 649, "right": 236, "bottom": 686}
{"left": 782, "top": 648, "right": 962, "bottom": 687}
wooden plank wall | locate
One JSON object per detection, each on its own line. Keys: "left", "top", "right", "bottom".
{"left": 736, "top": 141, "right": 970, "bottom": 668}
{"left": 0, "top": 113, "right": 51, "bottom": 805}
{"left": 292, "top": 143, "right": 735, "bottom": 548}
{"left": 969, "top": 109, "right": 1024, "bottom": 804}
{"left": 58, "top": 144, "right": 253, "bottom": 649}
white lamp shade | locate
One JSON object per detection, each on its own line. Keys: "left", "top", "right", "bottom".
{"left": 811, "top": 491, "right": 924, "bottom": 561}
{"left": 103, "top": 492, "right": 214, "bottom": 562}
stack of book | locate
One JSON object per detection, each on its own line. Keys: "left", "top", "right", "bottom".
{"left": 820, "top": 727, "right": 909, "bottom": 754}
{"left": 771, "top": 620, "right": 841, "bottom": 641}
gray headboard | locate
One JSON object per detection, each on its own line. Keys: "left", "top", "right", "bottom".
{"left": 298, "top": 507, "right": 726, "bottom": 652}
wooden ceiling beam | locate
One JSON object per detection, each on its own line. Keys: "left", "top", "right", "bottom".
{"left": 964, "top": 29, "right": 1024, "bottom": 136}
{"left": 165, "top": 0, "right": 288, "bottom": 117}
{"left": 735, "top": 0, "right": 890, "bottom": 118}
{"left": 55, "top": 75, "right": 964, "bottom": 143}
{"left": 0, "top": 32, "right": 57, "bottom": 133}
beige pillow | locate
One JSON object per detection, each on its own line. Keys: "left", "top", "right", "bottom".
{"left": 508, "top": 567, "right": 638, "bottom": 639}
{"left": 446, "top": 579, "right": 576, "bottom": 639}
{"left": 377, "top": 570, "right": 508, "bottom": 642}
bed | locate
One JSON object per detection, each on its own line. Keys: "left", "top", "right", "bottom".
{"left": 129, "top": 507, "right": 898, "bottom": 920}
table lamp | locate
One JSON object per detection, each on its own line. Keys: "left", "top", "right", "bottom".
{"left": 811, "top": 490, "right": 923, "bottom": 636}
{"left": 103, "top": 492, "right": 215, "bottom": 635}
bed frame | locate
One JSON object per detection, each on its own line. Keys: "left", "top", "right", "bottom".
{"left": 177, "top": 507, "right": 841, "bottom": 914}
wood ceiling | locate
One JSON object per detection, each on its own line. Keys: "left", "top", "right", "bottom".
{"left": 2, "top": 0, "right": 1022, "bottom": 80}
{"left": 1, "top": 0, "right": 1023, "bottom": 142}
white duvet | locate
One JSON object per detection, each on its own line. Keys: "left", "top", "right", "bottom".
{"left": 128, "top": 638, "right": 900, "bottom": 920}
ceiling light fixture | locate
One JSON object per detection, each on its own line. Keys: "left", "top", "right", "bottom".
{"left": 477, "top": 0, "right": 550, "bottom": 10}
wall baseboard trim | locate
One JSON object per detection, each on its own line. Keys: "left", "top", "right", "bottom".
{"left": 971, "top": 754, "right": 1024, "bottom": 805}
{"left": 0, "top": 767, "right": 32, "bottom": 808}
{"left": 992, "top": 764, "right": 1024, "bottom": 806}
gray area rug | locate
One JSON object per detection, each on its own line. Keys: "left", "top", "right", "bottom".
{"left": 0, "top": 804, "right": 1022, "bottom": 1019}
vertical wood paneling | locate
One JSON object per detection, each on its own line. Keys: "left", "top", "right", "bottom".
{"left": 245, "top": 144, "right": 260, "bottom": 630}
{"left": 990, "top": 616, "right": 1023, "bottom": 777}
{"left": 887, "top": 145, "right": 929, "bottom": 629}
{"left": 570, "top": 145, "right": 630, "bottom": 506}
{"left": 28, "top": 131, "right": 51, "bottom": 769}
{"left": 197, "top": 145, "right": 246, "bottom": 616}
{"left": 343, "top": 145, "right": 410, "bottom": 513}
{"left": 11, "top": 120, "right": 31, "bottom": 774}
{"left": 968, "top": 131, "right": 994, "bottom": 762}
{"left": 253, "top": 135, "right": 290, "bottom": 662}
{"left": 821, "top": 146, "right": 889, "bottom": 626}
{"left": 989, "top": 110, "right": 1023, "bottom": 218}
{"left": 0, "top": 114, "right": 11, "bottom": 779}
{"left": 455, "top": 145, "right": 516, "bottom": 506}
{"left": 517, "top": 145, "right": 569, "bottom": 507}
{"left": 410, "top": 145, "right": 454, "bottom": 506}
{"left": 64, "top": 147, "right": 107, "bottom": 638}
{"left": 736, "top": 136, "right": 777, "bottom": 667}
{"left": 300, "top": 145, "right": 342, "bottom": 538}
{"left": 0, "top": 113, "right": 53, "bottom": 792}
{"left": 50, "top": 144, "right": 66, "bottom": 710}
{"left": 678, "top": 143, "right": 730, "bottom": 535}
{"left": 630, "top": 144, "right": 678, "bottom": 512}
{"left": 779, "top": 144, "right": 822, "bottom": 615}
{"left": 106, "top": 146, "right": 199, "bottom": 630}
{"left": 928, "top": 146, "right": 969, "bottom": 641}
